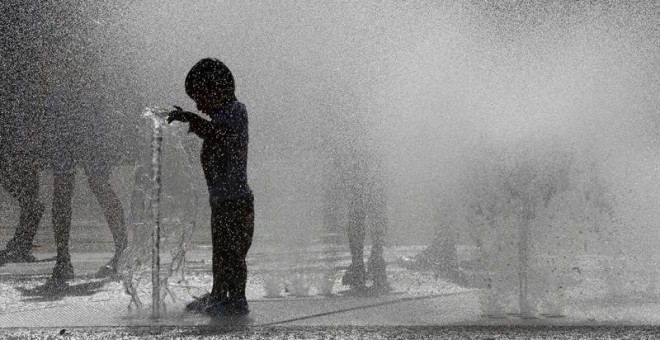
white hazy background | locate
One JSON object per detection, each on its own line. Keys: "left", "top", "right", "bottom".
{"left": 87, "top": 1, "right": 660, "bottom": 255}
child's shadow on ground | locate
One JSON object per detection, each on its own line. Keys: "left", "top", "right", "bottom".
{"left": 16, "top": 279, "right": 111, "bottom": 302}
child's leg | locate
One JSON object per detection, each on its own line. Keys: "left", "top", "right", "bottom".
{"left": 184, "top": 205, "right": 229, "bottom": 312}
{"left": 224, "top": 195, "right": 254, "bottom": 304}
{"left": 210, "top": 203, "right": 229, "bottom": 301}
{"left": 205, "top": 195, "right": 254, "bottom": 315}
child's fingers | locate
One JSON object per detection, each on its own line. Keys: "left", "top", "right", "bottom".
{"left": 166, "top": 111, "right": 179, "bottom": 124}
{"left": 166, "top": 110, "right": 191, "bottom": 124}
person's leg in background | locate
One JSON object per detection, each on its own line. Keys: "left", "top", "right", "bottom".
{"left": 0, "top": 161, "right": 44, "bottom": 264}
{"left": 342, "top": 192, "right": 367, "bottom": 288}
{"left": 84, "top": 164, "right": 127, "bottom": 277}
{"left": 51, "top": 165, "right": 76, "bottom": 281}
{"left": 367, "top": 184, "right": 389, "bottom": 290}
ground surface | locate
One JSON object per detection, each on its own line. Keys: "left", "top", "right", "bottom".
{"left": 6, "top": 326, "right": 660, "bottom": 340}
{"left": 2, "top": 207, "right": 660, "bottom": 338}
{"left": 0, "top": 245, "right": 660, "bottom": 338}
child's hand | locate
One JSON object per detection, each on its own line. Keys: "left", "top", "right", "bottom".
{"left": 167, "top": 106, "right": 194, "bottom": 124}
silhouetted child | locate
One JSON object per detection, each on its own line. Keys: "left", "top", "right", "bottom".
{"left": 168, "top": 58, "right": 254, "bottom": 316}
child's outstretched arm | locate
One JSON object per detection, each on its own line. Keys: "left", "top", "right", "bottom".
{"left": 167, "top": 106, "right": 231, "bottom": 140}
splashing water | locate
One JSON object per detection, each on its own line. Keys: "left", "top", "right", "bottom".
{"left": 460, "top": 139, "right": 618, "bottom": 317}
{"left": 118, "top": 107, "right": 202, "bottom": 315}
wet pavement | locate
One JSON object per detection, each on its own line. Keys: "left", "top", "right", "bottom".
{"left": 7, "top": 326, "right": 660, "bottom": 340}
{"left": 1, "top": 246, "right": 660, "bottom": 338}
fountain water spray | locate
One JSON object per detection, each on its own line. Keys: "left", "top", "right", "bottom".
{"left": 119, "top": 107, "right": 201, "bottom": 318}
{"left": 462, "top": 140, "right": 617, "bottom": 317}
{"left": 147, "top": 107, "right": 165, "bottom": 318}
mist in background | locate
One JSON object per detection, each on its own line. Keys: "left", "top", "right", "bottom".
{"left": 3, "top": 1, "right": 660, "bottom": 255}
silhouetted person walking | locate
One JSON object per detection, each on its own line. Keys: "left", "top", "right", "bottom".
{"left": 2, "top": 2, "right": 135, "bottom": 282}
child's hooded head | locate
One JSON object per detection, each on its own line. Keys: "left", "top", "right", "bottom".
{"left": 185, "top": 58, "right": 236, "bottom": 113}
